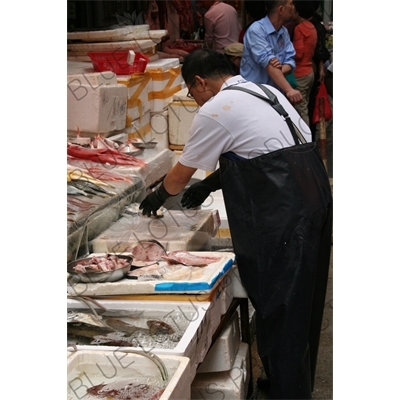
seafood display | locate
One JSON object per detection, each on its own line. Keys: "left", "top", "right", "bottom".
{"left": 67, "top": 134, "right": 148, "bottom": 167}
{"left": 131, "top": 240, "right": 167, "bottom": 267}
{"left": 84, "top": 165, "right": 134, "bottom": 183}
{"left": 67, "top": 309, "right": 186, "bottom": 349}
{"left": 67, "top": 167, "right": 116, "bottom": 188}
{"left": 67, "top": 255, "right": 133, "bottom": 283}
{"left": 71, "top": 254, "right": 131, "bottom": 273}
{"left": 127, "top": 263, "right": 205, "bottom": 281}
{"left": 85, "top": 381, "right": 165, "bottom": 400}
{"left": 68, "top": 142, "right": 146, "bottom": 167}
{"left": 67, "top": 195, "right": 95, "bottom": 209}
{"left": 67, "top": 348, "right": 191, "bottom": 400}
{"left": 162, "top": 251, "right": 221, "bottom": 266}
{"left": 68, "top": 179, "right": 117, "bottom": 198}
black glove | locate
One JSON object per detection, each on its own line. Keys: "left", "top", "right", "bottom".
{"left": 139, "top": 182, "right": 173, "bottom": 217}
{"left": 181, "top": 169, "right": 221, "bottom": 209}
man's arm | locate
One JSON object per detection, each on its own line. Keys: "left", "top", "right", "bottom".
{"left": 266, "top": 63, "right": 303, "bottom": 104}
{"left": 163, "top": 162, "right": 197, "bottom": 195}
{"left": 139, "top": 162, "right": 197, "bottom": 217}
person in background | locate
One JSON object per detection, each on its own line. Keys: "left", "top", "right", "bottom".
{"left": 223, "top": 42, "right": 244, "bottom": 74}
{"left": 325, "top": 60, "right": 333, "bottom": 98}
{"left": 240, "top": 0, "right": 302, "bottom": 105}
{"left": 308, "top": 2, "right": 331, "bottom": 139}
{"left": 238, "top": 0, "right": 268, "bottom": 43}
{"left": 139, "top": 48, "right": 332, "bottom": 399}
{"left": 291, "top": 0, "right": 318, "bottom": 128}
{"left": 198, "top": 0, "right": 241, "bottom": 53}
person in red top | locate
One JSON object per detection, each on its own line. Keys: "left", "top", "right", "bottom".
{"left": 292, "top": 1, "right": 317, "bottom": 127}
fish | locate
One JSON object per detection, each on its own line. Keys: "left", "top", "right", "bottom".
{"left": 67, "top": 167, "right": 115, "bottom": 188}
{"left": 67, "top": 310, "right": 108, "bottom": 328}
{"left": 67, "top": 142, "right": 147, "bottom": 167}
{"left": 86, "top": 382, "right": 152, "bottom": 399}
{"left": 68, "top": 311, "right": 176, "bottom": 341}
{"left": 91, "top": 333, "right": 135, "bottom": 347}
{"left": 162, "top": 251, "right": 222, "bottom": 266}
{"left": 67, "top": 195, "right": 96, "bottom": 212}
{"left": 150, "top": 388, "right": 165, "bottom": 400}
{"left": 67, "top": 184, "right": 91, "bottom": 197}
{"left": 74, "top": 179, "right": 117, "bottom": 196}
{"left": 147, "top": 319, "right": 175, "bottom": 335}
{"left": 68, "top": 180, "right": 114, "bottom": 198}
{"left": 103, "top": 318, "right": 152, "bottom": 335}
{"left": 103, "top": 318, "right": 175, "bottom": 336}
{"left": 131, "top": 240, "right": 166, "bottom": 266}
{"left": 85, "top": 165, "right": 134, "bottom": 183}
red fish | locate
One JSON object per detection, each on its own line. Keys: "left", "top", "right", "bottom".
{"left": 67, "top": 143, "right": 146, "bottom": 167}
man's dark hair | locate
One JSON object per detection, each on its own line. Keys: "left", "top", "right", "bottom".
{"left": 293, "top": 0, "right": 317, "bottom": 19}
{"left": 265, "top": 0, "right": 287, "bottom": 13}
{"left": 181, "top": 48, "right": 235, "bottom": 83}
{"left": 244, "top": 0, "right": 268, "bottom": 20}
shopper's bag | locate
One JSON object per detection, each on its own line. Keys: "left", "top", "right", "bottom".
{"left": 312, "top": 82, "right": 333, "bottom": 123}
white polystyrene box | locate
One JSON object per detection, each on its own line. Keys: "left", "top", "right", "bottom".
{"left": 67, "top": 350, "right": 190, "bottom": 400}
{"left": 219, "top": 272, "right": 234, "bottom": 314}
{"left": 67, "top": 81, "right": 127, "bottom": 134}
{"left": 191, "top": 342, "right": 250, "bottom": 400}
{"left": 207, "top": 276, "right": 234, "bottom": 336}
{"left": 146, "top": 58, "right": 182, "bottom": 112}
{"left": 197, "top": 311, "right": 240, "bottom": 373}
{"left": 67, "top": 61, "right": 117, "bottom": 85}
{"left": 117, "top": 72, "right": 152, "bottom": 123}
{"left": 150, "top": 110, "right": 169, "bottom": 149}
{"left": 168, "top": 88, "right": 199, "bottom": 146}
{"left": 67, "top": 299, "right": 211, "bottom": 383}
{"left": 90, "top": 211, "right": 213, "bottom": 255}
{"left": 226, "top": 264, "right": 249, "bottom": 298}
{"left": 67, "top": 25, "right": 151, "bottom": 42}
{"left": 123, "top": 110, "right": 151, "bottom": 139}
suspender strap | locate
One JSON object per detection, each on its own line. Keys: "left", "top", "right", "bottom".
{"left": 223, "top": 84, "right": 307, "bottom": 145}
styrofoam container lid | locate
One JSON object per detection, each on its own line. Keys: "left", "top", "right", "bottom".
{"left": 146, "top": 58, "right": 180, "bottom": 71}
{"left": 67, "top": 25, "right": 150, "bottom": 42}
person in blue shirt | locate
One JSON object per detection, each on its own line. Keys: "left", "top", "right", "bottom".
{"left": 240, "top": 0, "right": 303, "bottom": 104}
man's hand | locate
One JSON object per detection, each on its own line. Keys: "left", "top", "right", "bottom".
{"left": 269, "top": 58, "right": 282, "bottom": 69}
{"left": 139, "top": 182, "right": 172, "bottom": 217}
{"left": 181, "top": 169, "right": 221, "bottom": 209}
{"left": 181, "top": 181, "right": 212, "bottom": 209}
{"left": 285, "top": 88, "right": 303, "bottom": 105}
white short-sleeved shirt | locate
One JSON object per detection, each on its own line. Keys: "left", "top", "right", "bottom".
{"left": 179, "top": 76, "right": 312, "bottom": 172}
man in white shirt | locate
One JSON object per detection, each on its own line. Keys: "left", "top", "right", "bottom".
{"left": 140, "top": 48, "right": 332, "bottom": 400}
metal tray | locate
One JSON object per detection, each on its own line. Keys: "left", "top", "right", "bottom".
{"left": 67, "top": 254, "right": 133, "bottom": 283}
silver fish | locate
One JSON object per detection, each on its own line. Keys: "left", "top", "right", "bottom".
{"left": 67, "top": 184, "right": 91, "bottom": 197}
{"left": 67, "top": 310, "right": 108, "bottom": 328}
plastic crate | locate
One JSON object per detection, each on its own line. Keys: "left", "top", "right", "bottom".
{"left": 88, "top": 51, "right": 150, "bottom": 75}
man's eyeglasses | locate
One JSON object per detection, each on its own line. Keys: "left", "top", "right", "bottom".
{"left": 187, "top": 78, "right": 196, "bottom": 99}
